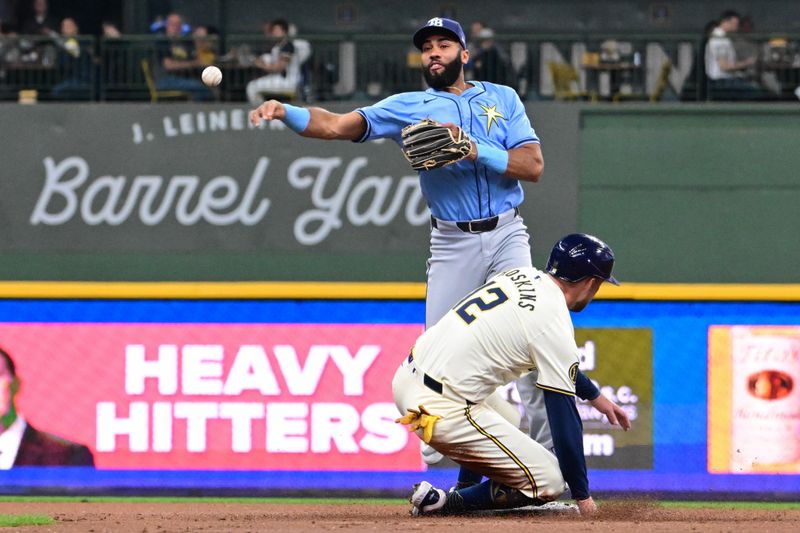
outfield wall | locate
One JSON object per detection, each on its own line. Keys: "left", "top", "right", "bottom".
{"left": 0, "top": 285, "right": 798, "bottom": 498}
{"left": 2, "top": 103, "right": 798, "bottom": 283}
{"left": 0, "top": 103, "right": 577, "bottom": 281}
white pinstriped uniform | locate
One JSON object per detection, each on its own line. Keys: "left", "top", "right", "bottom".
{"left": 392, "top": 267, "right": 579, "bottom": 499}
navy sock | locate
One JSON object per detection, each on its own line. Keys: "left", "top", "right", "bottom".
{"left": 453, "top": 480, "right": 536, "bottom": 511}
{"left": 456, "top": 466, "right": 483, "bottom": 487}
{"left": 455, "top": 480, "right": 494, "bottom": 510}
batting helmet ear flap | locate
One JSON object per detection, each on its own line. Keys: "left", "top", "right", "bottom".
{"left": 546, "top": 234, "right": 619, "bottom": 285}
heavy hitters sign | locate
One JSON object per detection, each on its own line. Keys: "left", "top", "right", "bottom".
{"left": 0, "top": 103, "right": 578, "bottom": 281}
{"left": 4, "top": 323, "right": 423, "bottom": 470}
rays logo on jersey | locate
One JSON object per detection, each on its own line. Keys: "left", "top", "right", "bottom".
{"left": 478, "top": 103, "right": 506, "bottom": 134}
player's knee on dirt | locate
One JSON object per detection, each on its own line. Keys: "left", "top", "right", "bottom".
{"left": 535, "top": 454, "right": 567, "bottom": 501}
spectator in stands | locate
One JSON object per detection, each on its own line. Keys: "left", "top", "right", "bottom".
{"left": 464, "top": 20, "right": 485, "bottom": 76}
{"left": 150, "top": 13, "right": 190, "bottom": 36}
{"left": 18, "top": 0, "right": 55, "bottom": 35}
{"left": 50, "top": 17, "right": 93, "bottom": 100}
{"left": 192, "top": 24, "right": 218, "bottom": 67}
{"left": 732, "top": 15, "right": 759, "bottom": 78}
{"left": 467, "top": 21, "right": 485, "bottom": 52}
{"left": 102, "top": 20, "right": 122, "bottom": 39}
{"left": 0, "top": 347, "right": 95, "bottom": 468}
{"left": 0, "top": 0, "right": 18, "bottom": 33}
{"left": 153, "top": 12, "right": 213, "bottom": 101}
{"left": 470, "top": 27, "right": 514, "bottom": 87}
{"left": 245, "top": 18, "right": 310, "bottom": 104}
{"left": 704, "top": 10, "right": 767, "bottom": 100}
{"left": 0, "top": 12, "right": 22, "bottom": 66}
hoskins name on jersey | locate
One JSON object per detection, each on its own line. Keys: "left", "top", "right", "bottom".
{"left": 503, "top": 268, "right": 537, "bottom": 311}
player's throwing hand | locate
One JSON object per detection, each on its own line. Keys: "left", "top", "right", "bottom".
{"left": 249, "top": 99, "right": 286, "bottom": 126}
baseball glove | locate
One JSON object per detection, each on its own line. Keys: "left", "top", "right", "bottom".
{"left": 401, "top": 119, "right": 473, "bottom": 171}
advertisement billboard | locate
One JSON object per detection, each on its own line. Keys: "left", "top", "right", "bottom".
{"left": 1, "top": 298, "right": 799, "bottom": 496}
{"left": 576, "top": 329, "right": 653, "bottom": 469}
{"left": 2, "top": 323, "right": 423, "bottom": 471}
{"left": 708, "top": 326, "right": 800, "bottom": 474}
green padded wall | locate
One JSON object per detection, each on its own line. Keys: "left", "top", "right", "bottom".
{"left": 579, "top": 106, "right": 800, "bottom": 282}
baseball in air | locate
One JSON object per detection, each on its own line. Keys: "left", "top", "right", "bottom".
{"left": 201, "top": 66, "right": 222, "bottom": 87}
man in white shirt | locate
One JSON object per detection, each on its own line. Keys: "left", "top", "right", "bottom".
{"left": 704, "top": 10, "right": 765, "bottom": 100}
{"left": 246, "top": 19, "right": 307, "bottom": 105}
{"left": 0, "top": 348, "right": 94, "bottom": 468}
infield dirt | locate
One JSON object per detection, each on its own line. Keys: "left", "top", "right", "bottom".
{"left": 2, "top": 500, "right": 799, "bottom": 532}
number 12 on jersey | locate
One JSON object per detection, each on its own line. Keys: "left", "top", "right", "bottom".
{"left": 454, "top": 281, "right": 509, "bottom": 325}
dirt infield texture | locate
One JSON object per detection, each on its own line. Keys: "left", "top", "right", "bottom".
{"left": 3, "top": 500, "right": 800, "bottom": 533}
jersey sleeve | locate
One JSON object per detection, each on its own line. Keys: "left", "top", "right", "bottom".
{"left": 531, "top": 320, "right": 579, "bottom": 396}
{"left": 503, "top": 89, "right": 539, "bottom": 150}
{"left": 354, "top": 93, "right": 411, "bottom": 143}
{"left": 575, "top": 370, "right": 600, "bottom": 401}
{"left": 543, "top": 389, "right": 590, "bottom": 499}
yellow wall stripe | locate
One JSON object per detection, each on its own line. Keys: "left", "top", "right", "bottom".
{"left": 0, "top": 281, "right": 798, "bottom": 301}
{"left": 0, "top": 281, "right": 424, "bottom": 300}
{"left": 597, "top": 283, "right": 800, "bottom": 301}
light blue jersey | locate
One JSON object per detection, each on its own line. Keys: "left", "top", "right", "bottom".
{"left": 356, "top": 81, "right": 539, "bottom": 221}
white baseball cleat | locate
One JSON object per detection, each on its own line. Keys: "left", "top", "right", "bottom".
{"left": 409, "top": 481, "right": 447, "bottom": 516}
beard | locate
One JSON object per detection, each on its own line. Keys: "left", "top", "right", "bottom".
{"left": 422, "top": 55, "right": 463, "bottom": 90}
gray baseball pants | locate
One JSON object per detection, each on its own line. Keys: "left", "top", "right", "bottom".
{"left": 424, "top": 207, "right": 552, "bottom": 451}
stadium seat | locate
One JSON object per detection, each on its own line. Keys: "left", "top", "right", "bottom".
{"left": 141, "top": 59, "right": 191, "bottom": 103}
{"left": 613, "top": 60, "right": 672, "bottom": 103}
{"left": 547, "top": 62, "right": 597, "bottom": 102}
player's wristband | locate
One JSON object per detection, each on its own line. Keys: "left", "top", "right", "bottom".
{"left": 282, "top": 104, "right": 310, "bottom": 133}
{"left": 475, "top": 143, "right": 509, "bottom": 174}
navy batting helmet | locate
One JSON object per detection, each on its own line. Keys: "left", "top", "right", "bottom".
{"left": 546, "top": 234, "right": 619, "bottom": 286}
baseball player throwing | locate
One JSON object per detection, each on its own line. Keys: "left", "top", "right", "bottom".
{"left": 249, "top": 17, "right": 540, "bottom": 328}
{"left": 249, "top": 16, "right": 545, "bottom": 465}
{"left": 394, "top": 233, "right": 626, "bottom": 515}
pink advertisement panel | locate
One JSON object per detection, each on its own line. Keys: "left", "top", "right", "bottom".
{"left": 3, "top": 323, "right": 424, "bottom": 470}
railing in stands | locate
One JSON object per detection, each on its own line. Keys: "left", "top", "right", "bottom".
{"left": 1, "top": 33, "right": 798, "bottom": 102}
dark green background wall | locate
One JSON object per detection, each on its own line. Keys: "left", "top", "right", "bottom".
{"left": 579, "top": 105, "right": 800, "bottom": 282}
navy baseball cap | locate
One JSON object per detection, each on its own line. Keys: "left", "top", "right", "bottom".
{"left": 413, "top": 17, "right": 467, "bottom": 50}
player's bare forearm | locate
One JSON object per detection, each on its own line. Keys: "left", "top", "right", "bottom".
{"left": 504, "top": 143, "right": 543, "bottom": 182}
{"left": 249, "top": 101, "right": 366, "bottom": 140}
{"left": 303, "top": 108, "right": 367, "bottom": 140}
{"left": 256, "top": 57, "right": 290, "bottom": 73}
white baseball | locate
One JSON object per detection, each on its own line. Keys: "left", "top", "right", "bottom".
{"left": 201, "top": 66, "right": 222, "bottom": 87}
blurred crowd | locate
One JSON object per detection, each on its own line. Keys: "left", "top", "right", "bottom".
{"left": 0, "top": 0, "right": 314, "bottom": 102}
{"left": 0, "top": 1, "right": 798, "bottom": 103}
